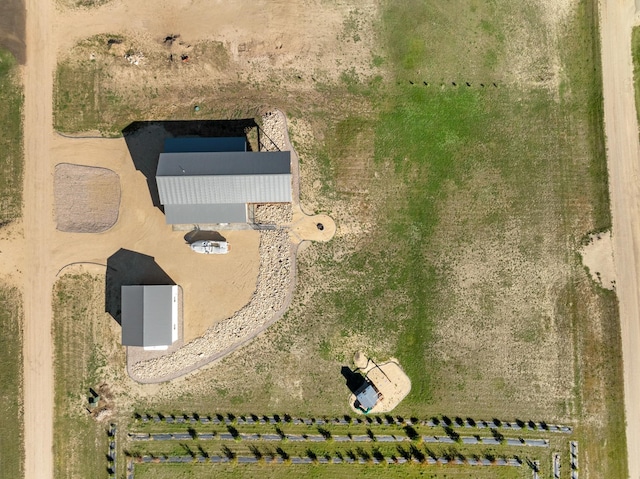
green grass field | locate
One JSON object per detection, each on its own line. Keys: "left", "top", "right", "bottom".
{"left": 0, "top": 286, "right": 24, "bottom": 479}
{"left": 632, "top": 26, "right": 640, "bottom": 128}
{"left": 0, "top": 48, "right": 23, "bottom": 223}
{"left": 54, "top": 60, "right": 140, "bottom": 136}
{"left": 0, "top": 46, "right": 24, "bottom": 479}
{"left": 53, "top": 274, "right": 125, "bottom": 479}
{"left": 51, "top": 1, "right": 625, "bottom": 478}
{"left": 133, "top": 463, "right": 526, "bottom": 479}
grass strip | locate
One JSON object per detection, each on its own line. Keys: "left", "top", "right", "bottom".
{"left": 0, "top": 48, "right": 23, "bottom": 223}
{"left": 0, "top": 286, "right": 24, "bottom": 479}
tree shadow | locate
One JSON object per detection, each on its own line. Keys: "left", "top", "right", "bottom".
{"left": 122, "top": 119, "right": 259, "bottom": 211}
{"left": 105, "top": 248, "right": 175, "bottom": 324}
{"left": 183, "top": 229, "right": 226, "bottom": 244}
{"left": 341, "top": 366, "right": 366, "bottom": 395}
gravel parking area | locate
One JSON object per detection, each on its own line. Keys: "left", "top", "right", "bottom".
{"left": 54, "top": 163, "right": 120, "bottom": 233}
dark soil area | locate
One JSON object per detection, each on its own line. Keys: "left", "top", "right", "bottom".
{"left": 0, "top": 0, "right": 25, "bottom": 64}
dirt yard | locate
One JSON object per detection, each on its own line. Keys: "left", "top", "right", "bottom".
{"left": 53, "top": 0, "right": 380, "bottom": 135}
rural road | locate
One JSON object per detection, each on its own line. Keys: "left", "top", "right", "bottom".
{"left": 600, "top": 0, "right": 640, "bottom": 478}
{"left": 23, "top": 0, "right": 55, "bottom": 476}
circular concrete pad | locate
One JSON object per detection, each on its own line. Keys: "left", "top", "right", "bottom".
{"left": 290, "top": 212, "right": 336, "bottom": 243}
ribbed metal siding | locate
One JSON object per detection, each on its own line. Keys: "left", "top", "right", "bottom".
{"left": 164, "top": 203, "right": 248, "bottom": 224}
{"left": 157, "top": 174, "right": 292, "bottom": 205}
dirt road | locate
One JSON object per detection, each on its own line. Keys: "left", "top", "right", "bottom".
{"left": 23, "top": 0, "right": 55, "bottom": 476}
{"left": 600, "top": 0, "right": 640, "bottom": 477}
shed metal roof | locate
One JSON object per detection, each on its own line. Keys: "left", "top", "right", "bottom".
{"left": 164, "top": 203, "right": 247, "bottom": 224}
{"left": 356, "top": 383, "right": 379, "bottom": 411}
{"left": 155, "top": 149, "right": 291, "bottom": 224}
{"left": 121, "top": 285, "right": 176, "bottom": 347}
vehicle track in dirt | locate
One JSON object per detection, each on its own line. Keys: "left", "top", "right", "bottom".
{"left": 599, "top": 0, "right": 640, "bottom": 477}
{"left": 23, "top": 0, "right": 55, "bottom": 476}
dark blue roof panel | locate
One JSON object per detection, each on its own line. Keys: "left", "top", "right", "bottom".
{"left": 164, "top": 137, "right": 247, "bottom": 153}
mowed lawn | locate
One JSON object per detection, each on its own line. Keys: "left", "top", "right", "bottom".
{"left": 51, "top": 1, "right": 624, "bottom": 479}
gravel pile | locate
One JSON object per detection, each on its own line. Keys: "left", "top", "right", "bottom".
{"left": 254, "top": 204, "right": 293, "bottom": 225}
{"left": 130, "top": 229, "right": 292, "bottom": 380}
{"left": 54, "top": 163, "right": 121, "bottom": 233}
{"left": 260, "top": 111, "right": 286, "bottom": 151}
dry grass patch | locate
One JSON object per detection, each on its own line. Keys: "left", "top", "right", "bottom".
{"left": 53, "top": 273, "right": 129, "bottom": 479}
{"left": 0, "top": 286, "right": 23, "bottom": 479}
{"left": 0, "top": 48, "right": 23, "bottom": 223}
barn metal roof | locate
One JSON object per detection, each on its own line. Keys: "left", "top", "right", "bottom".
{"left": 157, "top": 174, "right": 291, "bottom": 204}
{"left": 156, "top": 151, "right": 292, "bottom": 207}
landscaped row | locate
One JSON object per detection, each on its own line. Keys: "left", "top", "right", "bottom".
{"left": 128, "top": 431, "right": 550, "bottom": 447}
{"left": 570, "top": 441, "right": 579, "bottom": 479}
{"left": 107, "top": 423, "right": 117, "bottom": 479}
{"left": 126, "top": 453, "right": 528, "bottom": 479}
{"left": 127, "top": 454, "right": 526, "bottom": 466}
{"left": 133, "top": 413, "right": 572, "bottom": 433}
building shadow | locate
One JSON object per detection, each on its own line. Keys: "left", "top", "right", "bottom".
{"left": 121, "top": 119, "right": 259, "bottom": 211}
{"left": 105, "top": 248, "right": 175, "bottom": 324}
{"left": 183, "top": 229, "right": 226, "bottom": 244}
{"left": 341, "top": 366, "right": 366, "bottom": 395}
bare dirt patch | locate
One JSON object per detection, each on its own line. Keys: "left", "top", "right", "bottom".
{"left": 54, "top": 1, "right": 381, "bottom": 134}
{"left": 580, "top": 231, "right": 616, "bottom": 290}
{"left": 54, "top": 163, "right": 120, "bottom": 232}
